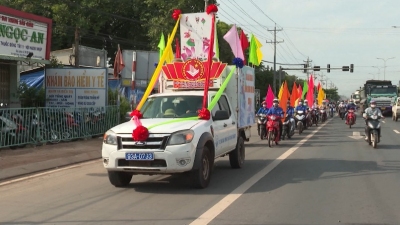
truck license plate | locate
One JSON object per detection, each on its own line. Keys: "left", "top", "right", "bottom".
{"left": 125, "top": 152, "right": 154, "bottom": 161}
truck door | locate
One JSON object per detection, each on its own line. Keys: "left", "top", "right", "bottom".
{"left": 210, "top": 101, "right": 226, "bottom": 156}
{"left": 216, "top": 95, "right": 237, "bottom": 154}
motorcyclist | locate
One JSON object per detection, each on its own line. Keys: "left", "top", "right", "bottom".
{"left": 266, "top": 98, "right": 284, "bottom": 140}
{"left": 295, "top": 101, "right": 307, "bottom": 112}
{"left": 256, "top": 101, "right": 268, "bottom": 115}
{"left": 286, "top": 100, "right": 295, "bottom": 118}
{"left": 363, "top": 100, "right": 384, "bottom": 140}
{"left": 304, "top": 99, "right": 310, "bottom": 110}
{"left": 345, "top": 100, "right": 357, "bottom": 124}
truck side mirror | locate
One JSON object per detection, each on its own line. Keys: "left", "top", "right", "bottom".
{"left": 214, "top": 110, "right": 229, "bottom": 121}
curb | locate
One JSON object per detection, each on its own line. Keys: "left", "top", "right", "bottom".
{"left": 0, "top": 150, "right": 100, "bottom": 181}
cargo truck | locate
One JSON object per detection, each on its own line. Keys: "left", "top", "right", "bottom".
{"left": 359, "top": 80, "right": 397, "bottom": 115}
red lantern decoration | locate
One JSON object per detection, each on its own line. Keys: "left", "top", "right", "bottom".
{"left": 172, "top": 9, "right": 182, "bottom": 20}
{"left": 206, "top": 4, "right": 218, "bottom": 15}
{"left": 130, "top": 110, "right": 143, "bottom": 119}
{"left": 198, "top": 108, "right": 211, "bottom": 120}
{"left": 132, "top": 125, "right": 149, "bottom": 142}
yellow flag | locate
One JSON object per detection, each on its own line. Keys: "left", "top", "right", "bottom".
{"left": 165, "top": 34, "right": 175, "bottom": 63}
{"left": 254, "top": 36, "right": 263, "bottom": 65}
{"left": 317, "top": 88, "right": 324, "bottom": 105}
{"left": 278, "top": 81, "right": 284, "bottom": 100}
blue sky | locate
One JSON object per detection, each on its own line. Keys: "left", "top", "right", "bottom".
{"left": 216, "top": 0, "right": 400, "bottom": 97}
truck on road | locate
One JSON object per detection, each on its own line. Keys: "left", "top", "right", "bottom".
{"left": 351, "top": 91, "right": 361, "bottom": 105}
{"left": 359, "top": 80, "right": 397, "bottom": 115}
{"left": 102, "top": 59, "right": 254, "bottom": 189}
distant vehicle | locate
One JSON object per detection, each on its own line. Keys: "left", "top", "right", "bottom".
{"left": 359, "top": 80, "right": 397, "bottom": 115}
{"left": 351, "top": 91, "right": 361, "bottom": 104}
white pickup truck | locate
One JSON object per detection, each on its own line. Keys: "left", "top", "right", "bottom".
{"left": 392, "top": 97, "right": 400, "bottom": 121}
{"left": 102, "top": 60, "right": 254, "bottom": 188}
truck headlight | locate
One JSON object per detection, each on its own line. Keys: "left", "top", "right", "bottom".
{"left": 167, "top": 130, "right": 194, "bottom": 146}
{"left": 103, "top": 130, "right": 117, "bottom": 145}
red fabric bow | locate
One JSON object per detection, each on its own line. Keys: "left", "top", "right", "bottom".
{"left": 172, "top": 9, "right": 182, "bottom": 20}
{"left": 206, "top": 4, "right": 218, "bottom": 14}
{"left": 198, "top": 108, "right": 211, "bottom": 120}
{"left": 130, "top": 110, "right": 143, "bottom": 119}
{"left": 132, "top": 125, "right": 149, "bottom": 142}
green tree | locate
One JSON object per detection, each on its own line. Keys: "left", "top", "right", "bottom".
{"left": 324, "top": 88, "right": 340, "bottom": 101}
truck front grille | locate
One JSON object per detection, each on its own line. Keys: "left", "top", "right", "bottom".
{"left": 117, "top": 133, "right": 170, "bottom": 150}
{"left": 118, "top": 159, "right": 167, "bottom": 167}
{"left": 375, "top": 101, "right": 391, "bottom": 107}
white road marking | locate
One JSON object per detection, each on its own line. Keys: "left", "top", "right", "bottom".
{"left": 394, "top": 130, "right": 400, "bottom": 134}
{"left": 382, "top": 121, "right": 386, "bottom": 123}
{"left": 189, "top": 119, "right": 331, "bottom": 225}
{"left": 349, "top": 131, "right": 363, "bottom": 140}
{"left": 0, "top": 159, "right": 100, "bottom": 187}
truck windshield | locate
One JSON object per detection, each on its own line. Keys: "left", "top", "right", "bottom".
{"left": 140, "top": 95, "right": 204, "bottom": 119}
{"left": 370, "top": 87, "right": 397, "bottom": 95}
{"left": 354, "top": 94, "right": 360, "bottom": 99}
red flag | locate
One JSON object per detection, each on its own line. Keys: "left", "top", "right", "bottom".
{"left": 175, "top": 38, "right": 181, "bottom": 59}
{"left": 113, "top": 45, "right": 125, "bottom": 78}
{"left": 240, "top": 30, "right": 249, "bottom": 63}
{"left": 317, "top": 82, "right": 321, "bottom": 91}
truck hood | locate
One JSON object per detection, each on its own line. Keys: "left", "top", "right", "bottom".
{"left": 109, "top": 118, "right": 204, "bottom": 134}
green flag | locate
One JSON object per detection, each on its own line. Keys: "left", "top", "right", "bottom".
{"left": 248, "top": 34, "right": 258, "bottom": 65}
{"left": 302, "top": 80, "right": 308, "bottom": 100}
{"left": 157, "top": 33, "right": 165, "bottom": 60}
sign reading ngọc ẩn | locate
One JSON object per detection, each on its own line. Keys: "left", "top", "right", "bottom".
{"left": 45, "top": 68, "right": 107, "bottom": 109}
{"left": 0, "top": 8, "right": 51, "bottom": 60}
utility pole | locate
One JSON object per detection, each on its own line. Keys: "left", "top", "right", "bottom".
{"left": 204, "top": 0, "right": 208, "bottom": 11}
{"left": 74, "top": 26, "right": 80, "bottom": 67}
{"left": 267, "top": 23, "right": 283, "bottom": 95}
{"left": 303, "top": 57, "right": 312, "bottom": 80}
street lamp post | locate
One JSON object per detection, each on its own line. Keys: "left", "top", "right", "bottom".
{"left": 372, "top": 66, "right": 381, "bottom": 79}
{"left": 376, "top": 57, "right": 395, "bottom": 80}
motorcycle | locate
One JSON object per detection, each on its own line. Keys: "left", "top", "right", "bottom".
{"left": 266, "top": 115, "right": 281, "bottom": 147}
{"left": 282, "top": 114, "right": 295, "bottom": 140}
{"left": 329, "top": 106, "right": 335, "bottom": 117}
{"left": 295, "top": 110, "right": 306, "bottom": 135}
{"left": 311, "top": 108, "right": 318, "bottom": 126}
{"left": 339, "top": 106, "right": 346, "bottom": 120}
{"left": 365, "top": 114, "right": 382, "bottom": 148}
{"left": 320, "top": 108, "right": 327, "bottom": 122}
{"left": 346, "top": 109, "right": 355, "bottom": 128}
{"left": 257, "top": 114, "right": 267, "bottom": 140}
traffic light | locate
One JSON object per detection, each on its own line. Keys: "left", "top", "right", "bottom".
{"left": 313, "top": 66, "right": 320, "bottom": 71}
{"left": 327, "top": 64, "right": 330, "bottom": 73}
{"left": 303, "top": 64, "right": 307, "bottom": 73}
{"left": 350, "top": 64, "right": 354, "bottom": 73}
{"left": 342, "top": 66, "right": 349, "bottom": 71}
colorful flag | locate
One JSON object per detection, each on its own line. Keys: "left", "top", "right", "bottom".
{"left": 296, "top": 84, "right": 302, "bottom": 106}
{"left": 223, "top": 24, "right": 244, "bottom": 60}
{"left": 290, "top": 81, "right": 298, "bottom": 107}
{"left": 317, "top": 81, "right": 321, "bottom": 91}
{"left": 248, "top": 34, "right": 258, "bottom": 66}
{"left": 306, "top": 75, "right": 315, "bottom": 105}
{"left": 278, "top": 81, "right": 285, "bottom": 100}
{"left": 318, "top": 88, "right": 325, "bottom": 105}
{"left": 265, "top": 85, "right": 275, "bottom": 108}
{"left": 240, "top": 30, "right": 249, "bottom": 63}
{"left": 113, "top": 44, "right": 125, "bottom": 78}
{"left": 157, "top": 33, "right": 165, "bottom": 60}
{"left": 279, "top": 81, "right": 290, "bottom": 120}
{"left": 165, "top": 34, "right": 175, "bottom": 63}
{"left": 302, "top": 80, "right": 308, "bottom": 100}
{"left": 254, "top": 36, "right": 263, "bottom": 65}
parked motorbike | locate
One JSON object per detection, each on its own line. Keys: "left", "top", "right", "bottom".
{"left": 282, "top": 114, "right": 295, "bottom": 140}
{"left": 257, "top": 114, "right": 267, "bottom": 140}
{"left": 365, "top": 113, "right": 383, "bottom": 148}
{"left": 266, "top": 115, "right": 281, "bottom": 147}
{"left": 295, "top": 110, "right": 306, "bottom": 135}
{"left": 346, "top": 109, "right": 356, "bottom": 128}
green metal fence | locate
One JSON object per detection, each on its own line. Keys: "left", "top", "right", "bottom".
{"left": 0, "top": 106, "right": 119, "bottom": 149}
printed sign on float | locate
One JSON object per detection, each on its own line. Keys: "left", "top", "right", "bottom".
{"left": 45, "top": 68, "right": 107, "bottom": 108}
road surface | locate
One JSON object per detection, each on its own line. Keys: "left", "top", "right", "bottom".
{"left": 1, "top": 115, "right": 400, "bottom": 225}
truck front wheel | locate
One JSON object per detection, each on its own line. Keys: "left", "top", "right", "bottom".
{"left": 108, "top": 171, "right": 132, "bottom": 187}
{"left": 229, "top": 136, "right": 245, "bottom": 169}
{"left": 192, "top": 146, "right": 212, "bottom": 189}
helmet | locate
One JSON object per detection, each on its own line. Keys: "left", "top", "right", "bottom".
{"left": 304, "top": 100, "right": 308, "bottom": 104}
{"left": 370, "top": 100, "right": 376, "bottom": 108}
{"left": 273, "top": 98, "right": 279, "bottom": 103}
{"left": 273, "top": 98, "right": 279, "bottom": 107}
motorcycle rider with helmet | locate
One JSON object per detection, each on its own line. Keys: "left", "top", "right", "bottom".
{"left": 266, "top": 98, "right": 284, "bottom": 140}
{"left": 256, "top": 101, "right": 269, "bottom": 115}
{"left": 363, "top": 100, "right": 384, "bottom": 140}
{"left": 345, "top": 100, "right": 357, "bottom": 124}
{"left": 295, "top": 101, "right": 307, "bottom": 129}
